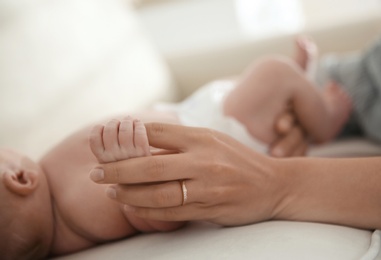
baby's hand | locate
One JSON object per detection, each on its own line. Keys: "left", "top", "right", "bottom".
{"left": 269, "top": 111, "right": 309, "bottom": 157}
{"left": 89, "top": 116, "right": 150, "bottom": 163}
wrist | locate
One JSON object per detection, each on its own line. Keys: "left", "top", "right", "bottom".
{"left": 269, "top": 156, "right": 381, "bottom": 229}
{"left": 268, "top": 157, "right": 299, "bottom": 220}
{"left": 248, "top": 155, "right": 296, "bottom": 221}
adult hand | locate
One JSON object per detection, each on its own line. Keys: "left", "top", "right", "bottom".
{"left": 269, "top": 110, "right": 310, "bottom": 157}
{"left": 90, "top": 123, "right": 286, "bottom": 226}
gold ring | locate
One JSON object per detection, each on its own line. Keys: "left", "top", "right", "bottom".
{"left": 180, "top": 180, "right": 188, "bottom": 206}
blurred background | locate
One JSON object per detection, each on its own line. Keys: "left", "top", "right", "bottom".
{"left": 136, "top": 0, "right": 380, "bottom": 56}
{"left": 135, "top": 0, "right": 381, "bottom": 96}
{"left": 1, "top": 0, "right": 381, "bottom": 159}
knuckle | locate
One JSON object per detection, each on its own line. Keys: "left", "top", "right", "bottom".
{"left": 148, "top": 123, "right": 165, "bottom": 137}
{"left": 198, "top": 128, "right": 220, "bottom": 144}
{"left": 203, "top": 189, "right": 225, "bottom": 211}
{"left": 147, "top": 157, "right": 165, "bottom": 179}
{"left": 108, "top": 163, "right": 121, "bottom": 183}
{"left": 204, "top": 155, "right": 225, "bottom": 175}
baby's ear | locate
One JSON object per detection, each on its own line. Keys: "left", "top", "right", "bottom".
{"left": 3, "top": 169, "right": 38, "bottom": 196}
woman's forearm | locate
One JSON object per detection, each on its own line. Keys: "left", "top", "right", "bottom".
{"left": 275, "top": 156, "right": 381, "bottom": 230}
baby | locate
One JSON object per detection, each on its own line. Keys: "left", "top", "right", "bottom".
{"left": 155, "top": 36, "right": 351, "bottom": 152}
{"left": 0, "top": 37, "right": 352, "bottom": 259}
{"left": 0, "top": 116, "right": 185, "bottom": 260}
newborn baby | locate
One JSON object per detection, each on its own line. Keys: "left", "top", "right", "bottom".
{"left": 0, "top": 117, "right": 183, "bottom": 259}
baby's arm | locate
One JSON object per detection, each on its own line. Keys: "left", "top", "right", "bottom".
{"left": 89, "top": 116, "right": 185, "bottom": 232}
{"left": 289, "top": 66, "right": 352, "bottom": 143}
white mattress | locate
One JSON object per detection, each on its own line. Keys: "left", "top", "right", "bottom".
{"left": 54, "top": 221, "right": 381, "bottom": 260}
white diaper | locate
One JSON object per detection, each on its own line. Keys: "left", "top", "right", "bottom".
{"left": 156, "top": 80, "right": 267, "bottom": 153}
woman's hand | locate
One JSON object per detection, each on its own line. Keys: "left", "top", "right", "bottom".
{"left": 269, "top": 110, "right": 310, "bottom": 157}
{"left": 90, "top": 123, "right": 287, "bottom": 226}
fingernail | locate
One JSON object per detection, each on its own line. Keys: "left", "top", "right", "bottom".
{"left": 106, "top": 187, "right": 116, "bottom": 199}
{"left": 90, "top": 168, "right": 104, "bottom": 182}
{"left": 124, "top": 205, "right": 135, "bottom": 212}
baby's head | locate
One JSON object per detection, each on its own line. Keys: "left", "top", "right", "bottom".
{"left": 0, "top": 149, "right": 54, "bottom": 260}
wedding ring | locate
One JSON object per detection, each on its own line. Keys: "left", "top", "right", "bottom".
{"left": 180, "top": 180, "right": 188, "bottom": 206}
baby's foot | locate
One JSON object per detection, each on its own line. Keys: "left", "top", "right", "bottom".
{"left": 294, "top": 36, "right": 318, "bottom": 80}
{"left": 322, "top": 82, "right": 353, "bottom": 141}
{"left": 89, "top": 116, "right": 150, "bottom": 163}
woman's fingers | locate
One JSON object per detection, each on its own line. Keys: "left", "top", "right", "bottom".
{"left": 145, "top": 122, "right": 200, "bottom": 151}
{"left": 145, "top": 122, "right": 236, "bottom": 152}
{"left": 91, "top": 124, "right": 235, "bottom": 184}
{"left": 107, "top": 180, "right": 198, "bottom": 208}
{"left": 124, "top": 204, "right": 205, "bottom": 222}
{"left": 90, "top": 153, "right": 194, "bottom": 184}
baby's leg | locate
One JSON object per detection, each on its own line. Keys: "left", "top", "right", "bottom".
{"left": 319, "top": 81, "right": 353, "bottom": 140}
{"left": 294, "top": 36, "right": 318, "bottom": 79}
{"left": 224, "top": 56, "right": 299, "bottom": 144}
{"left": 288, "top": 37, "right": 352, "bottom": 142}
{"left": 224, "top": 56, "right": 352, "bottom": 144}
{"left": 284, "top": 66, "right": 352, "bottom": 143}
